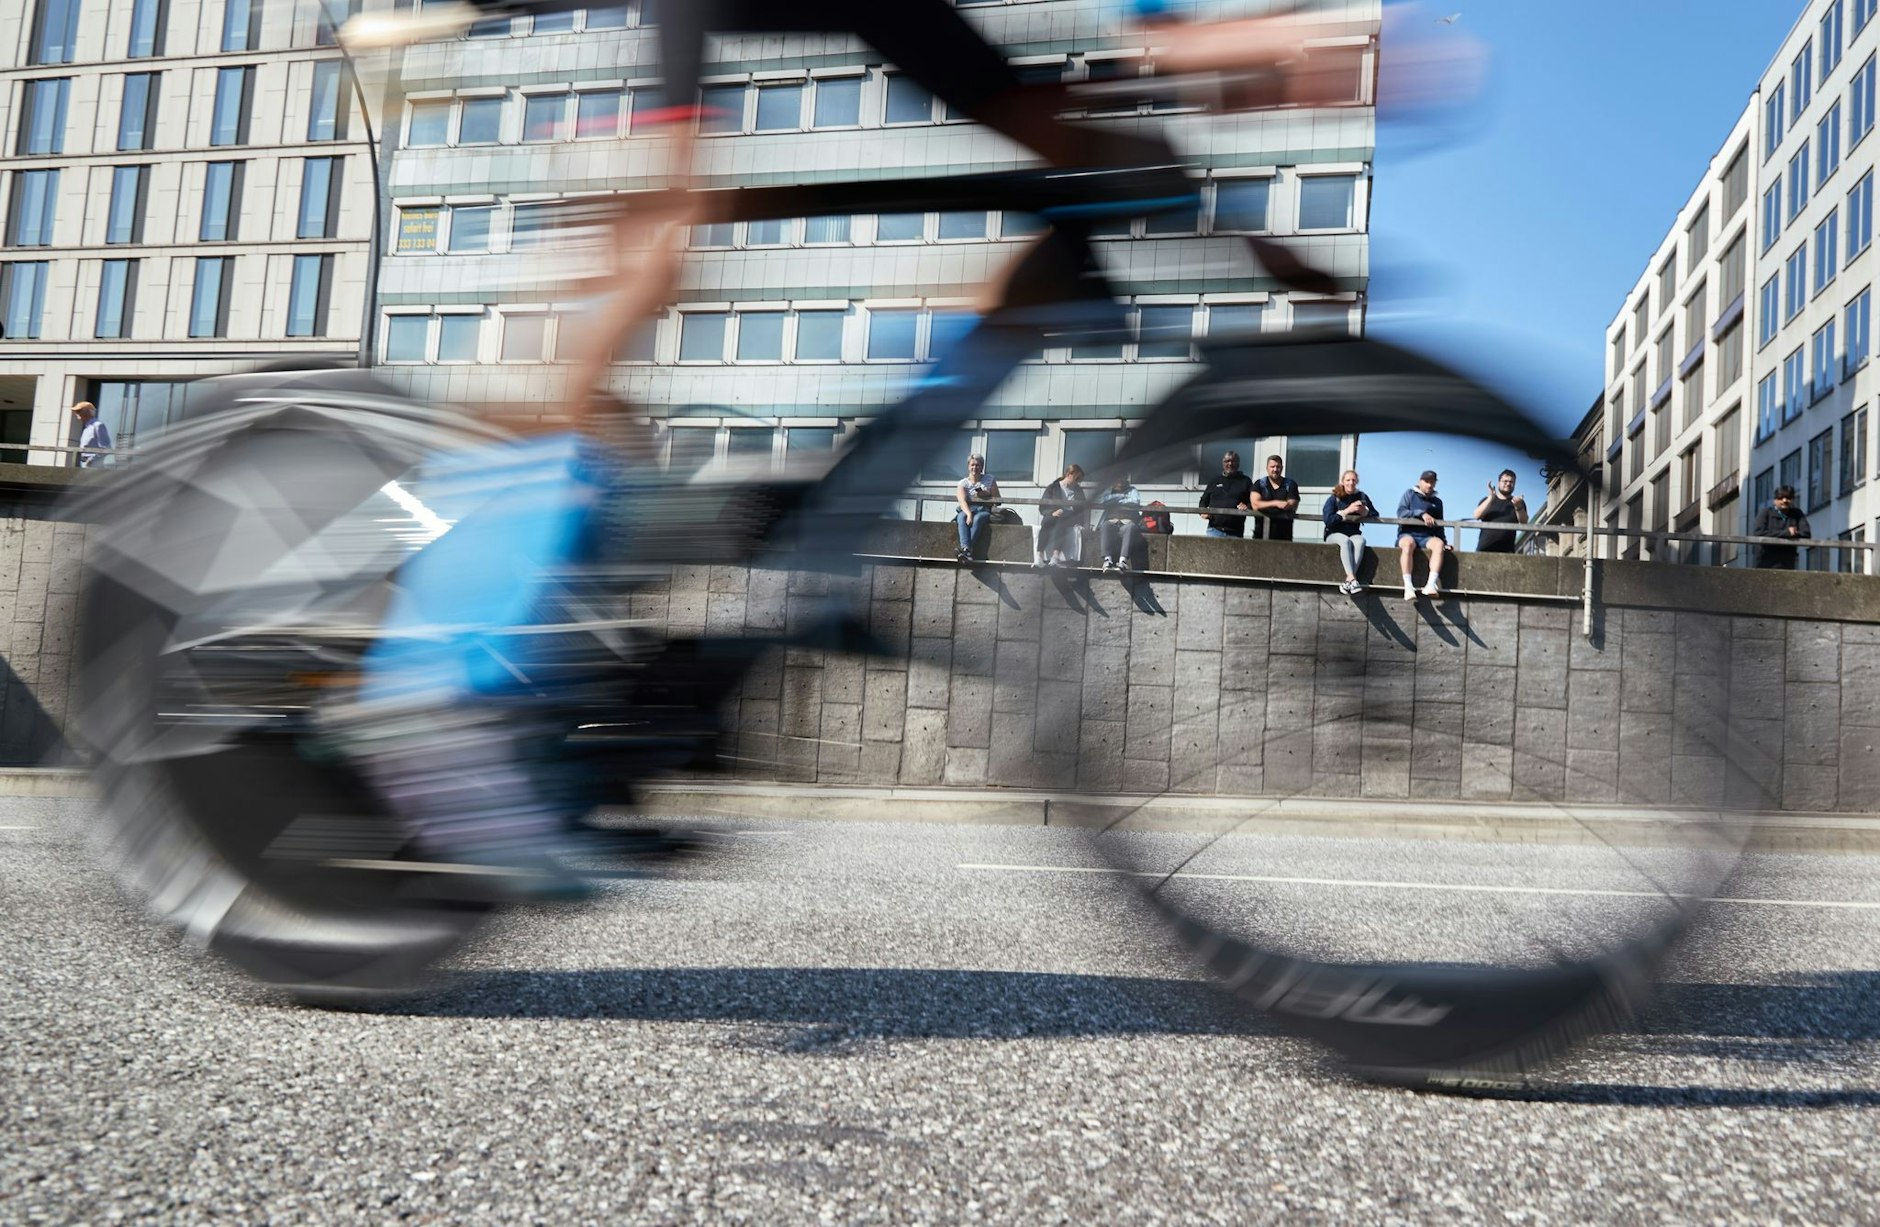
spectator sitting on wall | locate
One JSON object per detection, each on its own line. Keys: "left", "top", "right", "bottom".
{"left": 1323, "top": 468, "right": 1377, "bottom": 596}
{"left": 71, "top": 401, "right": 113, "bottom": 468}
{"left": 1199, "top": 450, "right": 1256, "bottom": 538}
{"left": 954, "top": 453, "right": 1001, "bottom": 564}
{"left": 1250, "top": 454, "right": 1300, "bottom": 541}
{"left": 1035, "top": 462, "right": 1088, "bottom": 568}
{"left": 1097, "top": 475, "right": 1144, "bottom": 573}
{"left": 1396, "top": 469, "right": 1448, "bottom": 600}
{"left": 1752, "top": 484, "right": 1812, "bottom": 570}
{"left": 1473, "top": 468, "right": 1527, "bottom": 553}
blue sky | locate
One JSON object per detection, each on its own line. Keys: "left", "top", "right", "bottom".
{"left": 1356, "top": 0, "right": 1804, "bottom": 539}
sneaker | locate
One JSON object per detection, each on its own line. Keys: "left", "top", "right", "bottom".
{"left": 1117, "top": 558, "right": 1132, "bottom": 572}
{"left": 1341, "top": 579, "right": 1361, "bottom": 596}
{"left": 1032, "top": 558, "right": 1046, "bottom": 569}
{"left": 1422, "top": 580, "right": 1442, "bottom": 598}
{"left": 338, "top": 1, "right": 477, "bottom": 50}
{"left": 956, "top": 548, "right": 972, "bottom": 564}
{"left": 1101, "top": 557, "right": 1116, "bottom": 572}
{"left": 1402, "top": 582, "right": 1417, "bottom": 601}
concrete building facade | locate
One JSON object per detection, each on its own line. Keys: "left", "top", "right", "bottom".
{"left": 375, "top": 0, "right": 1379, "bottom": 533}
{"left": 0, "top": 0, "right": 379, "bottom": 463}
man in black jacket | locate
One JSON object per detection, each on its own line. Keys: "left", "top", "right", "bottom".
{"left": 1752, "top": 485, "right": 1812, "bottom": 569}
{"left": 1199, "top": 451, "right": 1256, "bottom": 538}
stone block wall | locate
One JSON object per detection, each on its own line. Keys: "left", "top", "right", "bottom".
{"left": 0, "top": 506, "right": 86, "bottom": 765}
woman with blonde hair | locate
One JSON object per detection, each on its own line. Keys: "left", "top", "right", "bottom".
{"left": 1322, "top": 468, "right": 1377, "bottom": 596}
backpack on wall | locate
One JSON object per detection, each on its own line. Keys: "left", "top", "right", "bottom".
{"left": 1141, "top": 501, "right": 1175, "bottom": 535}
{"left": 989, "top": 507, "right": 1023, "bottom": 526}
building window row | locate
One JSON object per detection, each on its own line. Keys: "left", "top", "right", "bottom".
{"left": 0, "top": 252, "right": 340, "bottom": 342}
{"left": 26, "top": 0, "right": 363, "bottom": 63}
{"left": 379, "top": 295, "right": 1353, "bottom": 367}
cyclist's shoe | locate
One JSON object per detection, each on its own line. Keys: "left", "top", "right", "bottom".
{"left": 339, "top": 1, "right": 478, "bottom": 50}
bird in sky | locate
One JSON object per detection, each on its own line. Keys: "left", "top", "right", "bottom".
{"left": 1437, "top": 11, "right": 1462, "bottom": 22}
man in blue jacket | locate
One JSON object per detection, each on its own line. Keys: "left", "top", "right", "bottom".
{"left": 1396, "top": 469, "right": 1447, "bottom": 599}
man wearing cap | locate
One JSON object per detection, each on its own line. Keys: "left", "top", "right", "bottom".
{"left": 70, "top": 401, "right": 112, "bottom": 468}
{"left": 1396, "top": 469, "right": 1447, "bottom": 599}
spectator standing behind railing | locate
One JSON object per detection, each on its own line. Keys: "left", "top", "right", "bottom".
{"left": 954, "top": 453, "right": 1001, "bottom": 564}
{"left": 1396, "top": 469, "right": 1448, "bottom": 600}
{"left": 1752, "top": 484, "right": 1812, "bottom": 570}
{"left": 1097, "top": 476, "right": 1144, "bottom": 572}
{"left": 1198, "top": 450, "right": 1255, "bottom": 538}
{"left": 1472, "top": 468, "right": 1527, "bottom": 553}
{"left": 1034, "top": 462, "right": 1088, "bottom": 568}
{"left": 71, "top": 401, "right": 112, "bottom": 468}
{"left": 1250, "top": 454, "right": 1301, "bottom": 541}
{"left": 1323, "top": 468, "right": 1378, "bottom": 596}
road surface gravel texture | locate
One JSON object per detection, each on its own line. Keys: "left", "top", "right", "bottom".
{"left": 3, "top": 796, "right": 1877, "bottom": 1224}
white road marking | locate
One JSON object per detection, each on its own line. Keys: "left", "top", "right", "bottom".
{"left": 956, "top": 863, "right": 1880, "bottom": 911}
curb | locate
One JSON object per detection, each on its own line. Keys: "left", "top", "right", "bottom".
{"left": 0, "top": 769, "right": 90, "bottom": 799}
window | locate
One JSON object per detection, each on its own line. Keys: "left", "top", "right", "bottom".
{"left": 1655, "top": 328, "right": 1675, "bottom": 387}
{"left": 1213, "top": 178, "right": 1270, "bottom": 233}
{"left": 1753, "top": 468, "right": 1775, "bottom": 519}
{"left": 1763, "top": 182, "right": 1783, "bottom": 251}
{"left": 928, "top": 311, "right": 975, "bottom": 357}
{"left": 1808, "top": 428, "right": 1834, "bottom": 511}
{"left": 1633, "top": 294, "right": 1650, "bottom": 344}
{"left": 1679, "top": 441, "right": 1704, "bottom": 514}
{"left": 1836, "top": 526, "right": 1866, "bottom": 573}
{"left": 1766, "top": 83, "right": 1786, "bottom": 159}
{"left": 106, "top": 166, "right": 147, "bottom": 245}
{"left": 746, "top": 218, "right": 789, "bottom": 246}
{"left": 983, "top": 430, "right": 1039, "bottom": 482}
{"left": 509, "top": 201, "right": 563, "bottom": 251}
{"left": 574, "top": 89, "right": 622, "bottom": 139}
{"left": 446, "top": 204, "right": 493, "bottom": 253}
{"left": 1857, "top": 56, "right": 1879, "bottom": 146}
{"left": 522, "top": 93, "right": 568, "bottom": 142}
{"left": 812, "top": 76, "right": 861, "bottom": 128}
{"left": 1814, "top": 319, "right": 1839, "bottom": 398}
{"left": 1787, "top": 245, "right": 1808, "bottom": 318}
{"left": 1209, "top": 302, "right": 1265, "bottom": 339}
{"left": 407, "top": 100, "right": 449, "bottom": 147}
{"left": 665, "top": 428, "right": 717, "bottom": 474}
{"left": 785, "top": 427, "right": 837, "bottom": 457}
{"left": 395, "top": 206, "right": 437, "bottom": 253}
{"left": 0, "top": 263, "right": 47, "bottom": 338}
{"left": 1682, "top": 360, "right": 1705, "bottom": 430}
{"left": 678, "top": 311, "right": 728, "bottom": 361}
{"left": 458, "top": 97, "right": 503, "bottom": 144}
{"left": 200, "top": 161, "right": 241, "bottom": 241}
{"left": 314, "top": 0, "right": 356, "bottom": 45}
{"left": 6, "top": 170, "right": 58, "bottom": 247}
{"left": 499, "top": 313, "right": 548, "bottom": 361}
{"left": 127, "top": 0, "right": 166, "bottom": 56}
{"left": 221, "top": 0, "right": 260, "bottom": 51}
{"left": 1852, "top": 172, "right": 1875, "bottom": 259}
{"left": 1686, "top": 203, "right": 1710, "bottom": 270}
{"left": 936, "top": 211, "right": 986, "bottom": 241}
{"left": 794, "top": 310, "right": 844, "bottom": 361}
{"left": 285, "top": 254, "right": 332, "bottom": 337}
{"left": 1716, "top": 406, "right": 1742, "bottom": 492}
{"left": 1143, "top": 200, "right": 1200, "bottom": 235}
{"left": 1781, "top": 449, "right": 1803, "bottom": 495}
{"left": 753, "top": 83, "right": 804, "bottom": 131}
{"left": 1861, "top": 0, "right": 1877, "bottom": 30}
{"left": 1651, "top": 402, "right": 1670, "bottom": 457}
{"left": 467, "top": 11, "right": 511, "bottom": 36}
{"left": 1137, "top": 305, "right": 1195, "bottom": 359}
{"left": 1757, "top": 372, "right": 1780, "bottom": 441}
{"left": 1298, "top": 176, "right": 1357, "bottom": 230}
{"left": 1842, "top": 406, "right": 1868, "bottom": 494}
{"left": 1789, "top": 143, "right": 1811, "bottom": 220}
{"left": 1760, "top": 274, "right": 1781, "bottom": 347}
{"left": 383, "top": 314, "right": 427, "bottom": 362}
{"left": 802, "top": 215, "right": 850, "bottom": 244}
{"left": 1683, "top": 282, "right": 1707, "bottom": 353}
{"left": 118, "top": 73, "right": 158, "bottom": 151}
{"left": 725, "top": 428, "right": 774, "bottom": 468}
{"left": 430, "top": 313, "right": 486, "bottom": 362}
{"left": 1816, "top": 210, "right": 1841, "bottom": 293}
{"left": 308, "top": 61, "right": 345, "bottom": 142}
{"left": 1795, "top": 45, "right": 1814, "bottom": 122}
{"left": 1295, "top": 301, "right": 1352, "bottom": 335}
{"left": 734, "top": 311, "right": 784, "bottom": 361}
{"left": 699, "top": 84, "right": 745, "bottom": 134}
{"left": 189, "top": 257, "right": 231, "bottom": 337}
{"left": 1719, "top": 231, "right": 1746, "bottom": 307}
{"left": 1718, "top": 321, "right": 1744, "bottom": 387}
{"left": 611, "top": 317, "right": 654, "bottom": 363}
{"left": 1849, "top": 286, "right": 1873, "bottom": 371}
{"left": 30, "top": 0, "right": 82, "bottom": 64}
{"left": 530, "top": 7, "right": 573, "bottom": 33}
{"left": 1824, "top": 2, "right": 1845, "bottom": 77}
{"left": 866, "top": 308, "right": 920, "bottom": 360}
{"left": 1610, "top": 325, "right": 1627, "bottom": 380}
{"left": 211, "top": 67, "right": 253, "bottom": 147}
{"left": 884, "top": 74, "right": 935, "bottom": 124}
{"left": 1722, "top": 143, "right": 1749, "bottom": 216}
{"left": 92, "top": 259, "right": 135, "bottom": 339}
{"left": 293, "top": 156, "right": 340, "bottom": 239}
{"left": 1819, "top": 102, "right": 1844, "bottom": 187}
{"left": 689, "top": 222, "right": 733, "bottom": 247}
{"left": 1655, "top": 257, "right": 1677, "bottom": 314}
{"left": 19, "top": 79, "right": 70, "bottom": 156}
{"left": 1784, "top": 346, "right": 1807, "bottom": 422}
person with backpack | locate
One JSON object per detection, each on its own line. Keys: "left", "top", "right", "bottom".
{"left": 1322, "top": 468, "right": 1378, "bottom": 595}
{"left": 954, "top": 453, "right": 1001, "bottom": 563}
{"left": 1097, "top": 476, "right": 1144, "bottom": 572}
{"left": 1035, "top": 462, "right": 1088, "bottom": 568}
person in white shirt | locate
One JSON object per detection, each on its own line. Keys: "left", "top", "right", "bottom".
{"left": 71, "top": 401, "right": 113, "bottom": 468}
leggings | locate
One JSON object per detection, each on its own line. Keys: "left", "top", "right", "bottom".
{"left": 1332, "top": 532, "right": 1364, "bottom": 577}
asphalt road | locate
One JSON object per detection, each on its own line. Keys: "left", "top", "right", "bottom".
{"left": 4, "top": 796, "right": 1878, "bottom": 1224}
